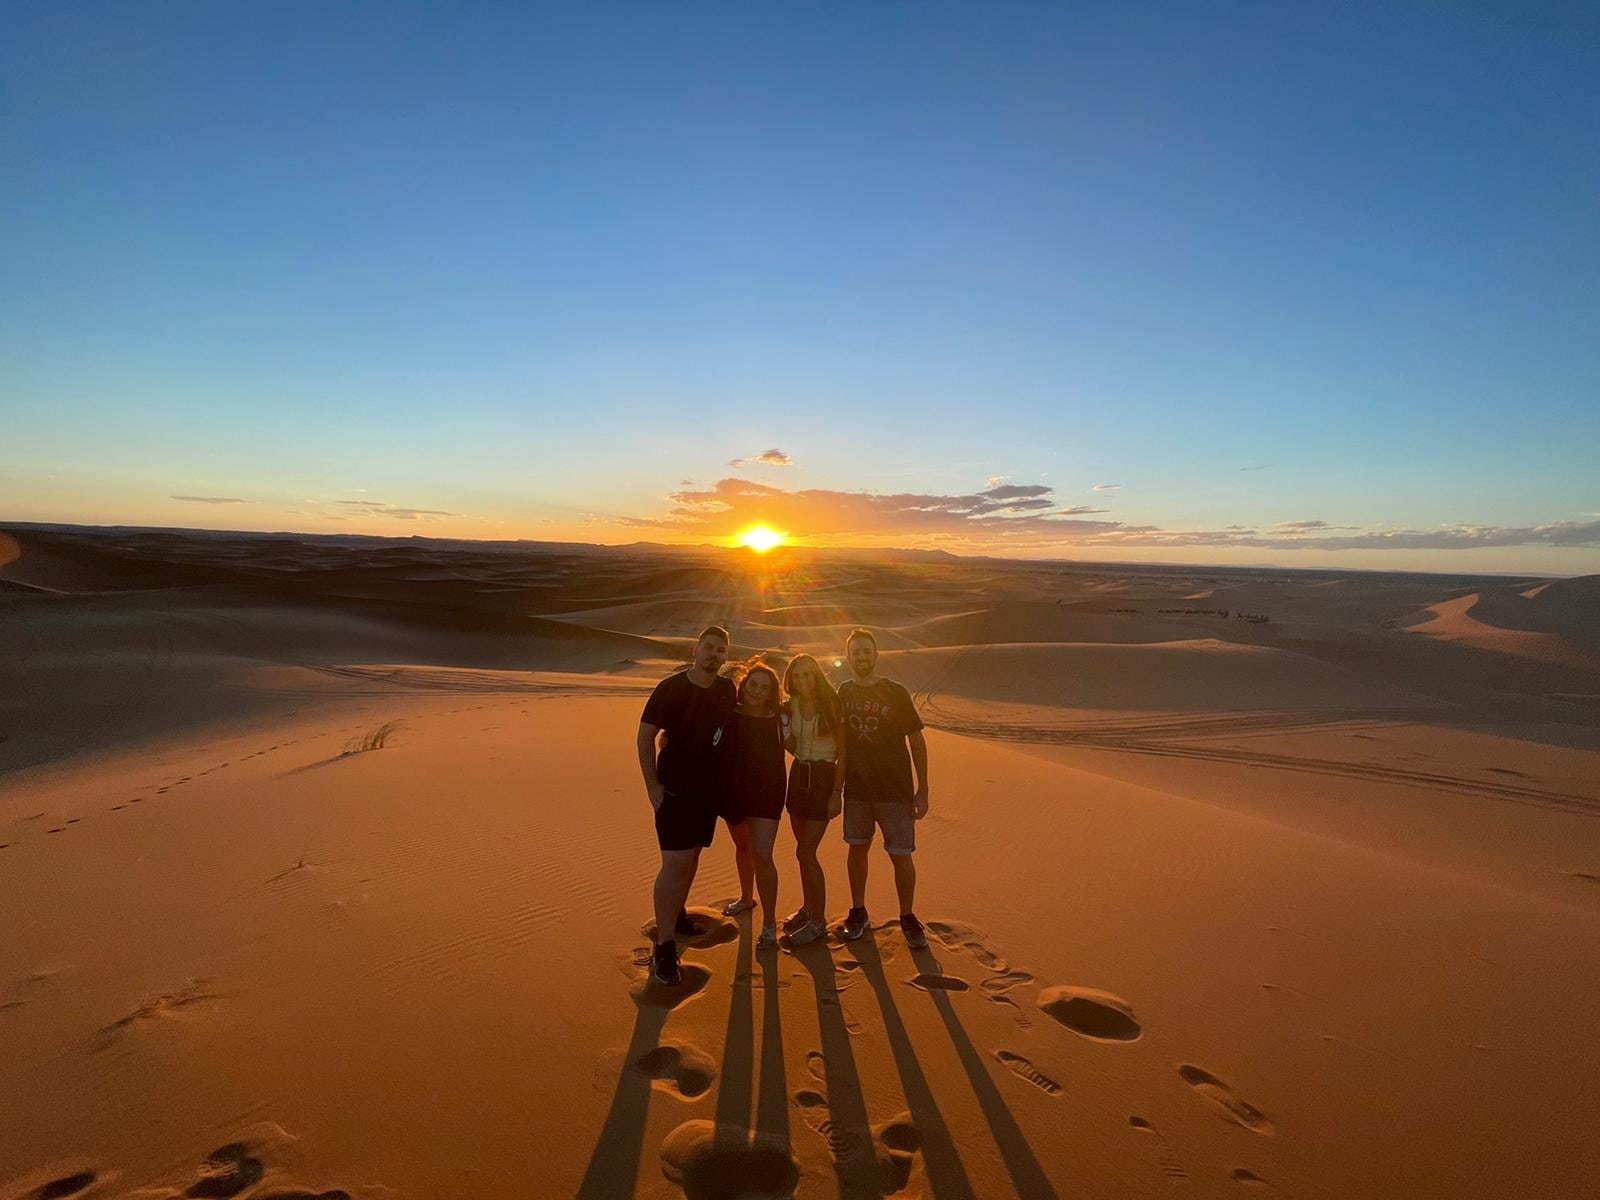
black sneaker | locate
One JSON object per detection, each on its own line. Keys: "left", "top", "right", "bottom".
{"left": 675, "top": 909, "right": 698, "bottom": 938}
{"left": 900, "top": 913, "right": 928, "bottom": 950}
{"left": 651, "top": 941, "right": 682, "bottom": 986}
{"left": 841, "top": 907, "right": 870, "bottom": 942}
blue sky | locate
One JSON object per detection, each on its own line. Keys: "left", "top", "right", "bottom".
{"left": 3, "top": 2, "right": 1597, "bottom": 571}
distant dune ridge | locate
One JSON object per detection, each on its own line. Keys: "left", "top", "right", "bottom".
{"left": 2, "top": 524, "right": 1598, "bottom": 1199}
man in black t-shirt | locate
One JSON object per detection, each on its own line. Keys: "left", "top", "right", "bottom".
{"left": 637, "top": 625, "right": 736, "bottom": 985}
{"left": 836, "top": 627, "right": 930, "bottom": 949}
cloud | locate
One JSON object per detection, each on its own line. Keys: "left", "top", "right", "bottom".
{"left": 172, "top": 494, "right": 253, "bottom": 505}
{"left": 1239, "top": 464, "right": 1272, "bottom": 472}
{"left": 618, "top": 472, "right": 1600, "bottom": 553}
{"left": 1091, "top": 483, "right": 1121, "bottom": 492}
{"left": 334, "top": 500, "right": 457, "bottom": 521}
{"left": 728, "top": 448, "right": 794, "bottom": 468}
{"left": 984, "top": 475, "right": 1008, "bottom": 490}
{"left": 619, "top": 477, "right": 1123, "bottom": 544}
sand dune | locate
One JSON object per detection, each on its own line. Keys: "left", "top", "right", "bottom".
{"left": 3, "top": 525, "right": 1598, "bottom": 1199}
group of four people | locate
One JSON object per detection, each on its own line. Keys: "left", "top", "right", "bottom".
{"left": 637, "top": 625, "right": 931, "bottom": 985}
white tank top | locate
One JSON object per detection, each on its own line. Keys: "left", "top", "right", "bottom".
{"left": 791, "top": 709, "right": 837, "bottom": 762}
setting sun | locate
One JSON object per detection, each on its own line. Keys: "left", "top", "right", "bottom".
{"left": 736, "top": 525, "right": 786, "bottom": 553}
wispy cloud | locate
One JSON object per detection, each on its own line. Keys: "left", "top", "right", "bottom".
{"left": 618, "top": 473, "right": 1600, "bottom": 552}
{"left": 172, "top": 495, "right": 252, "bottom": 505}
{"left": 1239, "top": 464, "right": 1272, "bottom": 472}
{"left": 1091, "top": 483, "right": 1121, "bottom": 492}
{"left": 620, "top": 478, "right": 1122, "bottom": 543}
{"left": 984, "top": 475, "right": 1008, "bottom": 490}
{"left": 728, "top": 448, "right": 794, "bottom": 468}
{"left": 334, "top": 500, "right": 457, "bottom": 521}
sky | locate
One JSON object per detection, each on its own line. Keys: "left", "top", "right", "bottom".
{"left": 3, "top": 2, "right": 1597, "bottom": 574}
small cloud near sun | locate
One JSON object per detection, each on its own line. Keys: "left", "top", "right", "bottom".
{"left": 172, "top": 495, "right": 253, "bottom": 504}
{"left": 1091, "top": 483, "right": 1121, "bottom": 492}
{"left": 728, "top": 448, "right": 794, "bottom": 468}
{"left": 984, "top": 475, "right": 1008, "bottom": 490}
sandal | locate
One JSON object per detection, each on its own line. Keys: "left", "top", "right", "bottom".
{"left": 722, "top": 897, "right": 757, "bottom": 917}
{"left": 756, "top": 926, "right": 780, "bottom": 950}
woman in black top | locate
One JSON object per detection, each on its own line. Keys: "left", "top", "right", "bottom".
{"left": 720, "top": 662, "right": 788, "bottom": 948}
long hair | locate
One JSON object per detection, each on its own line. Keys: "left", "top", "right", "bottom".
{"left": 782, "top": 652, "right": 840, "bottom": 734}
{"left": 734, "top": 660, "right": 783, "bottom": 715}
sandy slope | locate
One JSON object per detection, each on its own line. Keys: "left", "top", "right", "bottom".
{"left": 3, "top": 528, "right": 1599, "bottom": 1199}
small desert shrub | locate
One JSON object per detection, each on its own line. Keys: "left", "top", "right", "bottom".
{"left": 343, "top": 720, "right": 401, "bottom": 756}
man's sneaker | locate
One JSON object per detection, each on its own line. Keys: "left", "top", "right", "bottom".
{"left": 841, "top": 907, "right": 870, "bottom": 942}
{"left": 651, "top": 941, "right": 682, "bottom": 986}
{"left": 900, "top": 913, "right": 928, "bottom": 950}
{"left": 782, "top": 907, "right": 811, "bottom": 934}
{"left": 789, "top": 919, "right": 827, "bottom": 946}
{"left": 674, "top": 909, "right": 698, "bottom": 938}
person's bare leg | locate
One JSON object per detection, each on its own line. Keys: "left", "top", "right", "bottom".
{"left": 728, "top": 819, "right": 755, "bottom": 906}
{"left": 794, "top": 819, "right": 827, "bottom": 920}
{"left": 749, "top": 818, "right": 780, "bottom": 931}
{"left": 848, "top": 842, "right": 871, "bottom": 910}
{"left": 654, "top": 848, "right": 700, "bottom": 947}
{"left": 890, "top": 851, "right": 916, "bottom": 915}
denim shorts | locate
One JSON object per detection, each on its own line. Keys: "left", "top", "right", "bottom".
{"left": 842, "top": 796, "right": 916, "bottom": 855}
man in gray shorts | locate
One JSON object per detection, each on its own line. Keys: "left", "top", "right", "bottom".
{"left": 836, "top": 628, "right": 929, "bottom": 949}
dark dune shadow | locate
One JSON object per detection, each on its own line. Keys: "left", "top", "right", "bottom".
{"left": 910, "top": 946, "right": 1062, "bottom": 1199}
{"left": 847, "top": 935, "right": 977, "bottom": 1199}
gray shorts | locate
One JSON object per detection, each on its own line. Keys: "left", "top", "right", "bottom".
{"left": 843, "top": 796, "right": 916, "bottom": 855}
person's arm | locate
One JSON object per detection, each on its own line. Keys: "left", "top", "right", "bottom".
{"left": 908, "top": 729, "right": 929, "bottom": 819}
{"left": 637, "top": 723, "right": 666, "bottom": 811}
{"left": 828, "top": 728, "right": 846, "bottom": 819}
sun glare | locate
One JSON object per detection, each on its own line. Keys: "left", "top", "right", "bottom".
{"left": 737, "top": 525, "right": 786, "bottom": 553}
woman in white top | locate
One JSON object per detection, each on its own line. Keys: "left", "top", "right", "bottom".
{"left": 779, "top": 653, "right": 844, "bottom": 945}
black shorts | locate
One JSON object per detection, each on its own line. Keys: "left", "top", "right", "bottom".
{"left": 785, "top": 760, "right": 837, "bottom": 823}
{"left": 655, "top": 789, "right": 718, "bottom": 852}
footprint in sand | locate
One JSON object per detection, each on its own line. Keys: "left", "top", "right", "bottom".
{"left": 993, "top": 1050, "right": 1061, "bottom": 1096}
{"left": 925, "top": 920, "right": 1009, "bottom": 971}
{"left": 1127, "top": 1116, "right": 1190, "bottom": 1183}
{"left": 640, "top": 908, "right": 739, "bottom": 950}
{"left": 980, "top": 971, "right": 1035, "bottom": 1027}
{"left": 187, "top": 1144, "right": 265, "bottom": 1198}
{"left": 632, "top": 1042, "right": 716, "bottom": 1099}
{"left": 907, "top": 973, "right": 969, "bottom": 993}
{"left": 1036, "top": 986, "right": 1142, "bottom": 1042}
{"left": 630, "top": 964, "right": 713, "bottom": 1011}
{"left": 33, "top": 1172, "right": 97, "bottom": 1200}
{"left": 660, "top": 1120, "right": 800, "bottom": 1200}
{"left": 1177, "top": 1065, "right": 1276, "bottom": 1135}
{"left": 793, "top": 1087, "right": 869, "bottom": 1164}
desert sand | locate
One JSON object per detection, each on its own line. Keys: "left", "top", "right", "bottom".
{"left": 2, "top": 525, "right": 1598, "bottom": 1200}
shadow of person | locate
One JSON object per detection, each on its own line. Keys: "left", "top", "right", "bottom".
{"left": 714, "top": 914, "right": 755, "bottom": 1146}
{"left": 573, "top": 995, "right": 672, "bottom": 1198}
{"left": 846, "top": 933, "right": 978, "bottom": 1200}
{"left": 792, "top": 942, "right": 898, "bottom": 1199}
{"left": 908, "top": 945, "right": 1062, "bottom": 1199}
{"left": 755, "top": 943, "right": 790, "bottom": 1147}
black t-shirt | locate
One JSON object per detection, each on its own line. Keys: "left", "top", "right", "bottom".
{"left": 839, "top": 678, "right": 923, "bottom": 804}
{"left": 641, "top": 669, "right": 737, "bottom": 795}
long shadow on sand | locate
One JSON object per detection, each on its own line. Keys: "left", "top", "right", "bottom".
{"left": 846, "top": 934, "right": 978, "bottom": 1199}
{"left": 907, "top": 944, "right": 1062, "bottom": 1199}
{"left": 573, "top": 1001, "right": 671, "bottom": 1199}
{"left": 792, "top": 942, "right": 902, "bottom": 1199}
